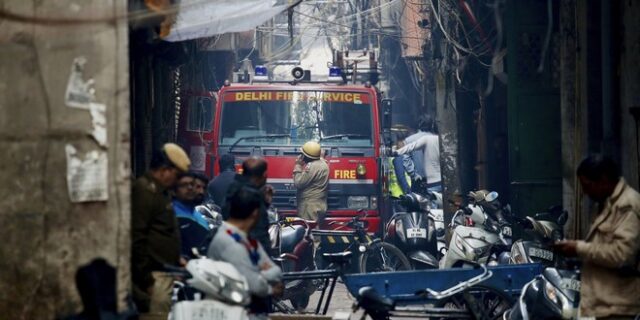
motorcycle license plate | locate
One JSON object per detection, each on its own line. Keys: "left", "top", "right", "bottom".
{"left": 528, "top": 247, "right": 554, "bottom": 261}
{"left": 171, "top": 300, "right": 246, "bottom": 320}
{"left": 560, "top": 278, "right": 581, "bottom": 292}
{"left": 407, "top": 228, "right": 427, "bottom": 239}
{"left": 501, "top": 226, "right": 512, "bottom": 237}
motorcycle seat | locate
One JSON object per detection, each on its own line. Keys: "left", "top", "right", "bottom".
{"left": 358, "top": 287, "right": 394, "bottom": 314}
{"left": 280, "top": 225, "right": 306, "bottom": 254}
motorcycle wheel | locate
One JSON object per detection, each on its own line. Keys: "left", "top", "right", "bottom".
{"left": 434, "top": 285, "right": 513, "bottom": 320}
{"left": 359, "top": 242, "right": 412, "bottom": 273}
{"left": 290, "top": 295, "right": 310, "bottom": 311}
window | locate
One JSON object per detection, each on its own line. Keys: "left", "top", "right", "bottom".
{"left": 187, "top": 96, "right": 214, "bottom": 132}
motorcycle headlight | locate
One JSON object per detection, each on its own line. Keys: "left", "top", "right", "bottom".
{"left": 347, "top": 196, "right": 369, "bottom": 209}
{"left": 544, "top": 281, "right": 559, "bottom": 305}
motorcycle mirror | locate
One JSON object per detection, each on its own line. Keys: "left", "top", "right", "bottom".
{"left": 484, "top": 191, "right": 499, "bottom": 202}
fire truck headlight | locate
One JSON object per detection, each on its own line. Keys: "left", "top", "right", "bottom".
{"left": 370, "top": 196, "right": 378, "bottom": 210}
{"left": 347, "top": 196, "right": 369, "bottom": 209}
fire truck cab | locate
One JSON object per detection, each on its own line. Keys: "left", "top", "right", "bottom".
{"left": 177, "top": 65, "right": 393, "bottom": 234}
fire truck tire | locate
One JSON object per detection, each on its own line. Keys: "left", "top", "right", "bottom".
{"left": 359, "top": 242, "right": 412, "bottom": 273}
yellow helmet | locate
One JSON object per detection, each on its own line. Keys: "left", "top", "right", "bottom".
{"left": 163, "top": 143, "right": 191, "bottom": 172}
{"left": 301, "top": 141, "right": 322, "bottom": 160}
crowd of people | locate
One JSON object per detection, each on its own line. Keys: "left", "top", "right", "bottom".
{"left": 130, "top": 141, "right": 330, "bottom": 319}
{"left": 130, "top": 129, "right": 640, "bottom": 319}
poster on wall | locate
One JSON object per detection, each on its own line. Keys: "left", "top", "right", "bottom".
{"left": 66, "top": 144, "right": 108, "bottom": 202}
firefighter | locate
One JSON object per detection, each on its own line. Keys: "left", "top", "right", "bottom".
{"left": 293, "top": 141, "right": 329, "bottom": 221}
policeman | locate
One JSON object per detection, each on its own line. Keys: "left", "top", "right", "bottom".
{"left": 293, "top": 141, "right": 329, "bottom": 221}
{"left": 131, "top": 143, "right": 190, "bottom": 319}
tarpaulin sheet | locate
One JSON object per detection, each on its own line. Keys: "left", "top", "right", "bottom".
{"left": 163, "top": 0, "right": 290, "bottom": 42}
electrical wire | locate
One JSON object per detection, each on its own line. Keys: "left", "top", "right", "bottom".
{"left": 537, "top": 0, "right": 553, "bottom": 73}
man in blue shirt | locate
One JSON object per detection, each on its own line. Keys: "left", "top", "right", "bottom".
{"left": 172, "top": 172, "right": 210, "bottom": 258}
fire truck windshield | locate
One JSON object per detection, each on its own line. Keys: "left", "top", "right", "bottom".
{"left": 219, "top": 90, "right": 374, "bottom": 148}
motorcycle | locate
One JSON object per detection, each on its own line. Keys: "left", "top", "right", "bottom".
{"left": 168, "top": 257, "right": 251, "bottom": 320}
{"left": 509, "top": 206, "right": 568, "bottom": 267}
{"left": 385, "top": 192, "right": 443, "bottom": 269}
{"left": 440, "top": 190, "right": 513, "bottom": 269}
{"left": 503, "top": 265, "right": 580, "bottom": 320}
{"left": 267, "top": 208, "right": 316, "bottom": 311}
{"left": 504, "top": 206, "right": 580, "bottom": 320}
{"left": 195, "top": 202, "right": 224, "bottom": 230}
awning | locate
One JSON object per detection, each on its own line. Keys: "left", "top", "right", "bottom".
{"left": 163, "top": 0, "right": 292, "bottom": 42}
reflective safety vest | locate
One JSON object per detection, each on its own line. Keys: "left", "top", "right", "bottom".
{"left": 388, "top": 157, "right": 410, "bottom": 198}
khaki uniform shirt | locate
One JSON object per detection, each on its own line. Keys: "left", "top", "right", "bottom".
{"left": 131, "top": 173, "right": 181, "bottom": 291}
{"left": 293, "top": 159, "right": 329, "bottom": 220}
{"left": 576, "top": 178, "right": 640, "bottom": 317}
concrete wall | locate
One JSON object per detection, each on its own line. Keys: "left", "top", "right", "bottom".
{"left": 0, "top": 0, "right": 130, "bottom": 318}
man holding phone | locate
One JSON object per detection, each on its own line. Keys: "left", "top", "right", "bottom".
{"left": 293, "top": 141, "right": 329, "bottom": 221}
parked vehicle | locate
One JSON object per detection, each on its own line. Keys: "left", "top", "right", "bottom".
{"left": 385, "top": 192, "right": 443, "bottom": 269}
{"left": 313, "top": 210, "right": 412, "bottom": 273}
{"left": 503, "top": 266, "right": 580, "bottom": 320}
{"left": 440, "top": 191, "right": 513, "bottom": 269}
{"left": 509, "top": 206, "right": 568, "bottom": 267}
{"left": 267, "top": 208, "right": 316, "bottom": 310}
{"left": 504, "top": 206, "right": 580, "bottom": 320}
{"left": 178, "top": 62, "right": 394, "bottom": 235}
{"left": 350, "top": 263, "right": 519, "bottom": 320}
{"left": 168, "top": 258, "right": 251, "bottom": 320}
{"left": 195, "top": 202, "right": 223, "bottom": 229}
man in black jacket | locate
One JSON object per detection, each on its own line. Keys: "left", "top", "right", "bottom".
{"left": 206, "top": 154, "right": 236, "bottom": 206}
{"left": 223, "top": 157, "right": 273, "bottom": 251}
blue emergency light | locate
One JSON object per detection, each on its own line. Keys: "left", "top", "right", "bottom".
{"left": 328, "top": 66, "right": 343, "bottom": 82}
{"left": 254, "top": 65, "right": 269, "bottom": 81}
{"left": 329, "top": 66, "right": 341, "bottom": 77}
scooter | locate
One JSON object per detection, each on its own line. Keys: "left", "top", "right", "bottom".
{"left": 509, "top": 206, "right": 568, "bottom": 267}
{"left": 440, "top": 190, "right": 513, "bottom": 269}
{"left": 503, "top": 207, "right": 580, "bottom": 320}
{"left": 195, "top": 202, "right": 223, "bottom": 229}
{"left": 385, "top": 192, "right": 442, "bottom": 269}
{"left": 503, "top": 265, "right": 580, "bottom": 320}
{"left": 267, "top": 208, "right": 316, "bottom": 310}
{"left": 168, "top": 257, "right": 251, "bottom": 320}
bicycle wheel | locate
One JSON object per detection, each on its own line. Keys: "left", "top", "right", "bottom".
{"left": 434, "top": 285, "right": 513, "bottom": 320}
{"left": 359, "top": 241, "right": 412, "bottom": 273}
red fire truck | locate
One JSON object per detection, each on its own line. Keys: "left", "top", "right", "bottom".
{"left": 177, "top": 66, "right": 393, "bottom": 234}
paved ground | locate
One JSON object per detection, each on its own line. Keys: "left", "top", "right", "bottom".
{"left": 273, "top": 282, "right": 361, "bottom": 319}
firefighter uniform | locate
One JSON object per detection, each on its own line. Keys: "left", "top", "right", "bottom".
{"left": 293, "top": 141, "right": 329, "bottom": 220}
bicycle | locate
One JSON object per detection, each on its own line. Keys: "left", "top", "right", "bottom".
{"left": 312, "top": 210, "right": 412, "bottom": 274}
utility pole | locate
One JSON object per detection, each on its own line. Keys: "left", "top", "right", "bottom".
{"left": 431, "top": 3, "right": 461, "bottom": 223}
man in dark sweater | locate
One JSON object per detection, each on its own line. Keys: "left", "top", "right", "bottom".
{"left": 206, "top": 154, "right": 236, "bottom": 206}
{"left": 223, "top": 157, "right": 273, "bottom": 251}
